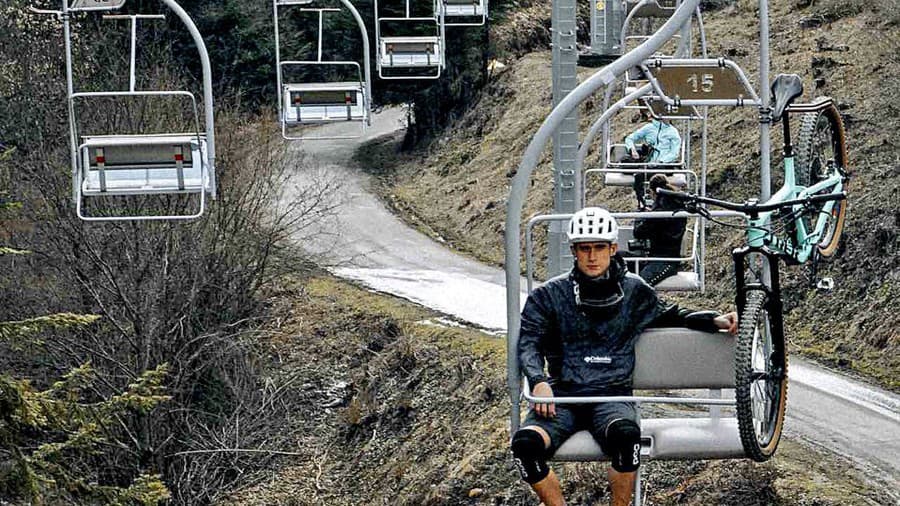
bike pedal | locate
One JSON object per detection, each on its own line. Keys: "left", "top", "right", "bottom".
{"left": 816, "top": 277, "right": 835, "bottom": 291}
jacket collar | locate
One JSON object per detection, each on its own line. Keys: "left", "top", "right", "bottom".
{"left": 570, "top": 254, "right": 627, "bottom": 309}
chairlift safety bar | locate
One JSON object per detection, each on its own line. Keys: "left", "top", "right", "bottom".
{"left": 524, "top": 212, "right": 742, "bottom": 293}
{"left": 522, "top": 379, "right": 736, "bottom": 406}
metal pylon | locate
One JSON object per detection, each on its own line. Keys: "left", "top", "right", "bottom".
{"left": 547, "top": 0, "right": 579, "bottom": 277}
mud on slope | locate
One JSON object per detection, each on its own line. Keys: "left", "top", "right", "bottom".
{"left": 357, "top": 0, "right": 900, "bottom": 390}
{"left": 221, "top": 276, "right": 881, "bottom": 505}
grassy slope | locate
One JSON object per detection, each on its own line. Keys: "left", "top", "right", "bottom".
{"left": 222, "top": 275, "right": 882, "bottom": 505}
{"left": 360, "top": 0, "right": 900, "bottom": 390}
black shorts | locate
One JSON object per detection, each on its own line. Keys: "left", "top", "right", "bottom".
{"left": 521, "top": 401, "right": 639, "bottom": 457}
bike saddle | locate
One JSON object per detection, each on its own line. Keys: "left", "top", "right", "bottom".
{"left": 770, "top": 73, "right": 804, "bottom": 122}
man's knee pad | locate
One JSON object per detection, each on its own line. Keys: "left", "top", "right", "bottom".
{"left": 511, "top": 429, "right": 550, "bottom": 484}
{"left": 606, "top": 419, "right": 641, "bottom": 473}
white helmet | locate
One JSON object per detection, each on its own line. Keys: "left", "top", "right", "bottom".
{"left": 567, "top": 207, "right": 618, "bottom": 244}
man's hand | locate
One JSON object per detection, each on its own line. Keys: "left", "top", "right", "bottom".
{"left": 531, "top": 381, "right": 556, "bottom": 418}
{"left": 714, "top": 312, "right": 738, "bottom": 334}
{"left": 630, "top": 147, "right": 639, "bottom": 160}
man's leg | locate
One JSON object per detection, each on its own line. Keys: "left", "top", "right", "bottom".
{"left": 512, "top": 426, "right": 565, "bottom": 506}
{"left": 513, "top": 405, "right": 579, "bottom": 506}
{"left": 608, "top": 467, "right": 636, "bottom": 506}
{"left": 590, "top": 404, "right": 641, "bottom": 506}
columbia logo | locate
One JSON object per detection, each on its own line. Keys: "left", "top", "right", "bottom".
{"left": 583, "top": 356, "right": 612, "bottom": 364}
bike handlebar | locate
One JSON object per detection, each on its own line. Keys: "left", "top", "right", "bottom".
{"left": 656, "top": 188, "right": 847, "bottom": 215}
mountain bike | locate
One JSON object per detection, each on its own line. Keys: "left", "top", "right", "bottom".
{"left": 657, "top": 74, "right": 849, "bottom": 461}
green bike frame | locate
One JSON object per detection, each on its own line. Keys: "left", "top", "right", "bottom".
{"left": 746, "top": 155, "right": 845, "bottom": 265}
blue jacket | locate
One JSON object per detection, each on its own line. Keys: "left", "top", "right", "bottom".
{"left": 624, "top": 120, "right": 682, "bottom": 164}
{"left": 518, "top": 255, "right": 707, "bottom": 396}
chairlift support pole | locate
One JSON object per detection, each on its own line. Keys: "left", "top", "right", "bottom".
{"left": 547, "top": 0, "right": 579, "bottom": 277}
{"left": 298, "top": 8, "right": 342, "bottom": 63}
{"left": 101, "top": 14, "right": 168, "bottom": 92}
{"left": 758, "top": 0, "right": 773, "bottom": 285}
{"left": 159, "top": 0, "right": 215, "bottom": 197}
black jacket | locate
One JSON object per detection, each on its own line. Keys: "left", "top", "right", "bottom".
{"left": 518, "top": 255, "right": 715, "bottom": 396}
{"left": 633, "top": 193, "right": 687, "bottom": 257}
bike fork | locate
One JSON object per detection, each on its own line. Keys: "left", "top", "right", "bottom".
{"left": 733, "top": 246, "right": 787, "bottom": 369}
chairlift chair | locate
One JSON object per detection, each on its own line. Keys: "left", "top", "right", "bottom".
{"left": 375, "top": 0, "right": 446, "bottom": 79}
{"left": 273, "top": 3, "right": 373, "bottom": 140}
{"left": 440, "top": 0, "right": 486, "bottom": 27}
{"left": 616, "top": 220, "right": 702, "bottom": 291}
{"left": 72, "top": 88, "right": 214, "bottom": 221}
{"left": 515, "top": 327, "right": 742, "bottom": 504}
{"left": 34, "top": 4, "right": 218, "bottom": 222}
{"left": 68, "top": 0, "right": 126, "bottom": 11}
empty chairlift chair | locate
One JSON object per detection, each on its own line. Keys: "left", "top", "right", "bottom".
{"left": 441, "top": 0, "right": 486, "bottom": 27}
{"left": 36, "top": 4, "right": 218, "bottom": 221}
{"left": 274, "top": 2, "right": 372, "bottom": 140}
{"left": 375, "top": 0, "right": 445, "bottom": 79}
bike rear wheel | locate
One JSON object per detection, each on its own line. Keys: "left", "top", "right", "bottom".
{"left": 795, "top": 100, "right": 849, "bottom": 257}
{"left": 735, "top": 289, "right": 787, "bottom": 462}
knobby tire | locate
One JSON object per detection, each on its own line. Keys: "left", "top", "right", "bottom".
{"left": 735, "top": 290, "right": 788, "bottom": 462}
{"left": 794, "top": 100, "right": 849, "bottom": 257}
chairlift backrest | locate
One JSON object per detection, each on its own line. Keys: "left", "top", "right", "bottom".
{"left": 80, "top": 133, "right": 208, "bottom": 195}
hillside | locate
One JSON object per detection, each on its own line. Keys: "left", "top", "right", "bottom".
{"left": 359, "top": 0, "right": 900, "bottom": 390}
{"left": 221, "top": 274, "right": 881, "bottom": 505}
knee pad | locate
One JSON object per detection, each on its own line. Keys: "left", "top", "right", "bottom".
{"left": 511, "top": 429, "right": 550, "bottom": 484}
{"left": 605, "top": 419, "right": 642, "bottom": 473}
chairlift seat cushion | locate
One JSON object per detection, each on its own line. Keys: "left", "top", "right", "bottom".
{"left": 80, "top": 134, "right": 208, "bottom": 195}
{"left": 654, "top": 271, "right": 700, "bottom": 291}
{"left": 603, "top": 172, "right": 687, "bottom": 187}
{"left": 552, "top": 418, "right": 743, "bottom": 461}
{"left": 380, "top": 37, "right": 443, "bottom": 68}
{"left": 283, "top": 82, "right": 366, "bottom": 124}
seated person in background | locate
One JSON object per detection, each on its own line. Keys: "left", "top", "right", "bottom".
{"left": 628, "top": 174, "right": 687, "bottom": 286}
{"left": 622, "top": 110, "right": 682, "bottom": 208}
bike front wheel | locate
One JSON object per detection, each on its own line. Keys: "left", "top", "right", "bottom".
{"left": 795, "top": 100, "right": 849, "bottom": 257}
{"left": 735, "top": 289, "right": 788, "bottom": 462}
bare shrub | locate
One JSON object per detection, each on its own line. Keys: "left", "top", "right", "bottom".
{"left": 1, "top": 3, "right": 343, "bottom": 503}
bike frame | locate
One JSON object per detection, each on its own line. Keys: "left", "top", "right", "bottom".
{"left": 745, "top": 160, "right": 844, "bottom": 265}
